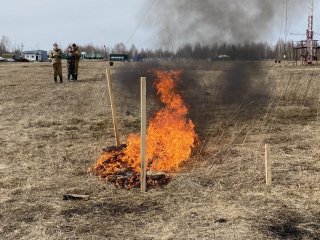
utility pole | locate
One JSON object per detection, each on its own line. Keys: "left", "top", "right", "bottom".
{"left": 291, "top": 0, "right": 317, "bottom": 65}
{"left": 284, "top": 0, "right": 288, "bottom": 59}
{"left": 306, "top": 0, "right": 314, "bottom": 64}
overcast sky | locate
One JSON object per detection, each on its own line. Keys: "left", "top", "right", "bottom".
{"left": 0, "top": 0, "right": 319, "bottom": 52}
{"left": 1, "top": 0, "right": 155, "bottom": 51}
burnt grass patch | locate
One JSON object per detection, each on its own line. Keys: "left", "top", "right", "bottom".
{"left": 260, "top": 209, "right": 320, "bottom": 239}
{"left": 61, "top": 199, "right": 164, "bottom": 220}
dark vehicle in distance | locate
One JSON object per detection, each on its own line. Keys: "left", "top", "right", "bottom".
{"left": 109, "top": 54, "right": 128, "bottom": 62}
{"left": 14, "top": 56, "right": 29, "bottom": 62}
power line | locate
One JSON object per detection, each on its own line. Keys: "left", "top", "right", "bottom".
{"left": 125, "top": 0, "right": 157, "bottom": 46}
{"left": 285, "top": 0, "right": 288, "bottom": 43}
{"left": 277, "top": 0, "right": 286, "bottom": 58}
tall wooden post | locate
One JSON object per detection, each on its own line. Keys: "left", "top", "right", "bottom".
{"left": 265, "top": 144, "right": 272, "bottom": 186}
{"left": 106, "top": 68, "right": 120, "bottom": 147}
{"left": 140, "top": 77, "right": 147, "bottom": 192}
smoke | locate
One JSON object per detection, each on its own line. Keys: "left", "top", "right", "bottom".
{"left": 112, "top": 61, "right": 270, "bottom": 138}
{"left": 112, "top": 63, "right": 168, "bottom": 117}
{"left": 175, "top": 61, "right": 270, "bottom": 136}
{"left": 215, "top": 62, "right": 269, "bottom": 104}
{"left": 113, "top": 1, "right": 289, "bottom": 136}
{"left": 144, "top": 0, "right": 285, "bottom": 47}
{"left": 137, "top": 0, "right": 282, "bottom": 133}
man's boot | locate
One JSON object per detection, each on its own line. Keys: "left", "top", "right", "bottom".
{"left": 74, "top": 74, "right": 77, "bottom": 81}
{"left": 68, "top": 74, "right": 71, "bottom": 81}
{"left": 54, "top": 76, "right": 57, "bottom": 83}
{"left": 59, "top": 76, "right": 63, "bottom": 83}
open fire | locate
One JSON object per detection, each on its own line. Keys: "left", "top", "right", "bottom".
{"left": 89, "top": 70, "right": 198, "bottom": 190}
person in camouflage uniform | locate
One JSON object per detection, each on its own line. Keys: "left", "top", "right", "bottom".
{"left": 49, "top": 43, "right": 63, "bottom": 83}
{"left": 66, "top": 46, "right": 76, "bottom": 81}
{"left": 72, "top": 43, "right": 80, "bottom": 80}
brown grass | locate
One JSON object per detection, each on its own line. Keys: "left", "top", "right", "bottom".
{"left": 0, "top": 60, "right": 319, "bottom": 240}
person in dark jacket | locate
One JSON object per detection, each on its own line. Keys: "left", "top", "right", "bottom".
{"left": 72, "top": 43, "right": 80, "bottom": 80}
{"left": 66, "top": 46, "right": 76, "bottom": 81}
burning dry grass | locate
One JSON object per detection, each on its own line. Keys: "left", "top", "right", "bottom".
{"left": 0, "top": 61, "right": 319, "bottom": 239}
{"left": 90, "top": 70, "right": 198, "bottom": 190}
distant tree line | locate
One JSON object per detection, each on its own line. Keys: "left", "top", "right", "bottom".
{"left": 107, "top": 41, "right": 299, "bottom": 61}
{"left": 0, "top": 34, "right": 301, "bottom": 61}
{"left": 67, "top": 41, "right": 299, "bottom": 61}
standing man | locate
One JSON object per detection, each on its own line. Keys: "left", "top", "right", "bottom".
{"left": 72, "top": 43, "right": 80, "bottom": 80}
{"left": 66, "top": 46, "right": 76, "bottom": 81}
{"left": 49, "top": 43, "right": 63, "bottom": 83}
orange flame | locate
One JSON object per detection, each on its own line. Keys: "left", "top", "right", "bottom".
{"left": 92, "top": 70, "right": 198, "bottom": 177}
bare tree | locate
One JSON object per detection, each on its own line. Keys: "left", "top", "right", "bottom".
{"left": 0, "top": 35, "right": 11, "bottom": 55}
{"left": 128, "top": 44, "right": 138, "bottom": 59}
{"left": 76, "top": 43, "right": 104, "bottom": 53}
{"left": 112, "top": 43, "right": 127, "bottom": 54}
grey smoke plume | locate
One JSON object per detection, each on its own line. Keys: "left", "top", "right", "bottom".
{"left": 137, "top": 0, "right": 281, "bottom": 134}
{"left": 115, "top": 1, "right": 294, "bottom": 136}
{"left": 145, "top": 0, "right": 284, "bottom": 46}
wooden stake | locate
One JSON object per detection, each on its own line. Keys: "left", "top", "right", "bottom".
{"left": 106, "top": 68, "right": 120, "bottom": 147}
{"left": 140, "top": 77, "right": 147, "bottom": 192}
{"left": 265, "top": 144, "right": 272, "bottom": 186}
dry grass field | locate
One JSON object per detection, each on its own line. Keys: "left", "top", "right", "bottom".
{"left": 0, "top": 60, "right": 319, "bottom": 240}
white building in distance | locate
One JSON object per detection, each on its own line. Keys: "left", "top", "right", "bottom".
{"left": 24, "top": 50, "right": 48, "bottom": 61}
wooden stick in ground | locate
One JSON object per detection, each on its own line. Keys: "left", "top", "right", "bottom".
{"left": 106, "top": 68, "right": 120, "bottom": 147}
{"left": 265, "top": 144, "right": 272, "bottom": 186}
{"left": 140, "top": 77, "right": 147, "bottom": 192}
